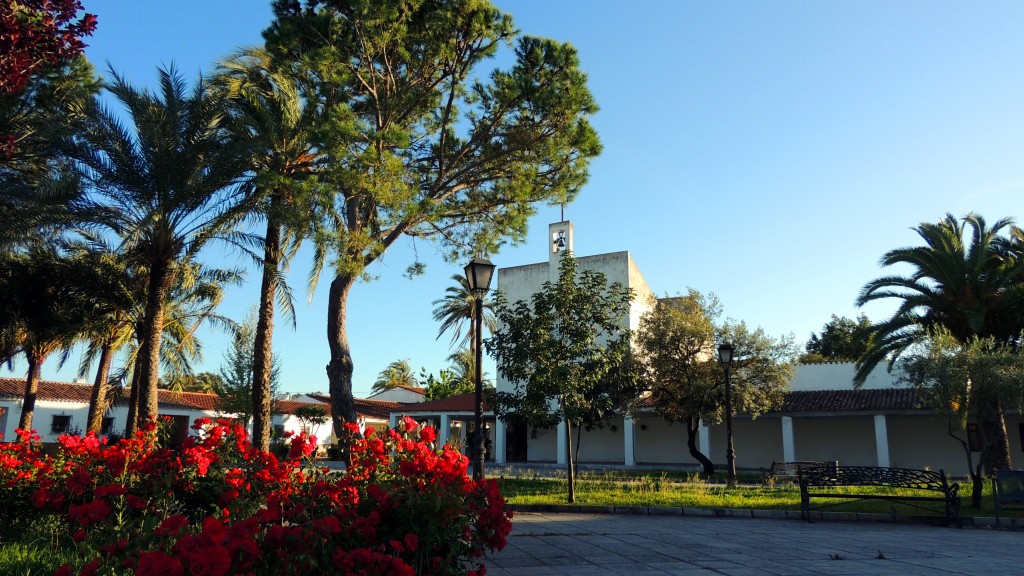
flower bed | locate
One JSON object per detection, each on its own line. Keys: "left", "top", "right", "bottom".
{"left": 0, "top": 416, "right": 511, "bottom": 576}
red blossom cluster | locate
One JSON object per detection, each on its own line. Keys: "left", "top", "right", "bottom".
{"left": 0, "top": 416, "right": 512, "bottom": 576}
{"left": 0, "top": 0, "right": 97, "bottom": 94}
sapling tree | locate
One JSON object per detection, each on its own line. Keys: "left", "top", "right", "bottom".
{"left": 487, "top": 253, "right": 639, "bottom": 502}
{"left": 897, "top": 329, "right": 1024, "bottom": 508}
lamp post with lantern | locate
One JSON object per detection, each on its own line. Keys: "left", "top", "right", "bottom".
{"left": 464, "top": 257, "right": 495, "bottom": 481}
{"left": 717, "top": 341, "right": 737, "bottom": 488}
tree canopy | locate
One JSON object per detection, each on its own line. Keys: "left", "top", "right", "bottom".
{"left": 262, "top": 0, "right": 602, "bottom": 434}
{"left": 0, "top": 0, "right": 96, "bottom": 95}
{"left": 801, "top": 314, "right": 872, "bottom": 363}
{"left": 636, "top": 290, "right": 796, "bottom": 474}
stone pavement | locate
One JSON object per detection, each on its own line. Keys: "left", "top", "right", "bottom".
{"left": 482, "top": 512, "right": 1024, "bottom": 575}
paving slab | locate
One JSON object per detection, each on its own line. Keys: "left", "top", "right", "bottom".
{"left": 482, "top": 512, "right": 1024, "bottom": 575}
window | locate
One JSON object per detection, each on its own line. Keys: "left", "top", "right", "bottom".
{"left": 101, "top": 417, "right": 114, "bottom": 435}
{"left": 273, "top": 424, "right": 285, "bottom": 437}
{"left": 51, "top": 415, "right": 71, "bottom": 434}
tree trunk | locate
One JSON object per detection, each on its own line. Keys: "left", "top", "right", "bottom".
{"left": 17, "top": 354, "right": 42, "bottom": 431}
{"left": 125, "top": 361, "right": 142, "bottom": 437}
{"left": 251, "top": 217, "right": 281, "bottom": 451}
{"left": 326, "top": 273, "right": 358, "bottom": 437}
{"left": 136, "top": 260, "right": 174, "bottom": 429}
{"left": 86, "top": 341, "right": 114, "bottom": 434}
{"left": 565, "top": 419, "right": 576, "bottom": 503}
{"left": 980, "top": 397, "right": 1011, "bottom": 473}
{"left": 687, "top": 417, "right": 715, "bottom": 475}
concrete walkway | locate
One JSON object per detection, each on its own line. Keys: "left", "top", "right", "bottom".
{"left": 482, "top": 512, "right": 1024, "bottom": 575}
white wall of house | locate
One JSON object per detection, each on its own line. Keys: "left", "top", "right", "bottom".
{"left": 574, "top": 418, "right": 625, "bottom": 464}
{"left": 632, "top": 417, "right": 695, "bottom": 465}
{"left": 367, "top": 388, "right": 424, "bottom": 403}
{"left": 790, "top": 362, "right": 895, "bottom": 390}
{"left": 528, "top": 426, "right": 558, "bottom": 462}
{"left": 792, "top": 416, "right": 877, "bottom": 465}
{"left": 272, "top": 413, "right": 335, "bottom": 447}
{"left": 0, "top": 398, "right": 221, "bottom": 444}
{"left": 0, "top": 400, "right": 91, "bottom": 443}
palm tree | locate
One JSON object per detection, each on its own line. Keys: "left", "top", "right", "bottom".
{"left": 0, "top": 248, "right": 116, "bottom": 430}
{"left": 857, "top": 213, "right": 1024, "bottom": 470}
{"left": 68, "top": 66, "right": 253, "bottom": 430}
{"left": 78, "top": 258, "right": 241, "bottom": 436}
{"left": 213, "top": 48, "right": 323, "bottom": 450}
{"left": 372, "top": 359, "right": 419, "bottom": 395}
{"left": 447, "top": 347, "right": 491, "bottom": 390}
{"left": 432, "top": 274, "right": 497, "bottom": 359}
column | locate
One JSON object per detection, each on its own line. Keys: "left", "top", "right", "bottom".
{"left": 493, "top": 416, "right": 505, "bottom": 461}
{"left": 389, "top": 413, "right": 398, "bottom": 430}
{"left": 874, "top": 415, "right": 890, "bottom": 467}
{"left": 556, "top": 421, "right": 567, "bottom": 465}
{"left": 782, "top": 416, "right": 795, "bottom": 462}
{"left": 623, "top": 416, "right": 636, "bottom": 466}
{"left": 439, "top": 415, "right": 450, "bottom": 447}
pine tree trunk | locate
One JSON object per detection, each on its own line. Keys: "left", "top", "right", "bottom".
{"left": 687, "top": 417, "right": 715, "bottom": 475}
{"left": 136, "top": 260, "right": 174, "bottom": 428}
{"left": 86, "top": 342, "right": 114, "bottom": 434}
{"left": 17, "top": 354, "right": 42, "bottom": 431}
{"left": 326, "top": 273, "right": 358, "bottom": 437}
{"left": 251, "top": 216, "right": 280, "bottom": 451}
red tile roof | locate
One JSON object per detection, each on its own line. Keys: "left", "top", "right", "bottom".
{"left": 0, "top": 378, "right": 220, "bottom": 411}
{"left": 275, "top": 400, "right": 328, "bottom": 415}
{"left": 304, "top": 393, "right": 409, "bottom": 420}
{"left": 2, "top": 378, "right": 929, "bottom": 418}
{"left": 780, "top": 389, "right": 926, "bottom": 413}
{"left": 0, "top": 378, "right": 93, "bottom": 403}
{"left": 354, "top": 398, "right": 404, "bottom": 421}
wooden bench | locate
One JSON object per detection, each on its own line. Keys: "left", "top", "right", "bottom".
{"left": 799, "top": 465, "right": 960, "bottom": 527}
{"left": 994, "top": 470, "right": 1024, "bottom": 528}
{"left": 760, "top": 460, "right": 835, "bottom": 484}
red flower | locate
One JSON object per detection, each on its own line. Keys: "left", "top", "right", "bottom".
{"left": 155, "top": 515, "right": 188, "bottom": 537}
{"left": 401, "top": 416, "right": 419, "bottom": 433}
{"left": 136, "top": 551, "right": 184, "bottom": 576}
{"left": 79, "top": 559, "right": 100, "bottom": 576}
{"left": 419, "top": 426, "right": 437, "bottom": 443}
{"left": 187, "top": 545, "right": 231, "bottom": 576}
{"left": 201, "top": 516, "right": 227, "bottom": 545}
{"left": 68, "top": 500, "right": 112, "bottom": 526}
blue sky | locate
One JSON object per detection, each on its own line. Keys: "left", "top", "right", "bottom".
{"left": 7, "top": 1, "right": 1024, "bottom": 397}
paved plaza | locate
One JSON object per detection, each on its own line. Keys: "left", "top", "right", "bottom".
{"left": 483, "top": 512, "right": 1024, "bottom": 575}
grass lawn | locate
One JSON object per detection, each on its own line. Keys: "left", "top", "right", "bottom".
{"left": 495, "top": 468, "right": 1017, "bottom": 519}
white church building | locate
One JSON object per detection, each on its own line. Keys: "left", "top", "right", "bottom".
{"left": 396, "top": 220, "right": 1022, "bottom": 477}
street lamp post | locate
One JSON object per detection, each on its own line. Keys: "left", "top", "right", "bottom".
{"left": 718, "top": 341, "right": 737, "bottom": 488}
{"left": 464, "top": 257, "right": 495, "bottom": 481}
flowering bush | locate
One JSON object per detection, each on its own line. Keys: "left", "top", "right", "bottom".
{"left": 0, "top": 415, "right": 511, "bottom": 575}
